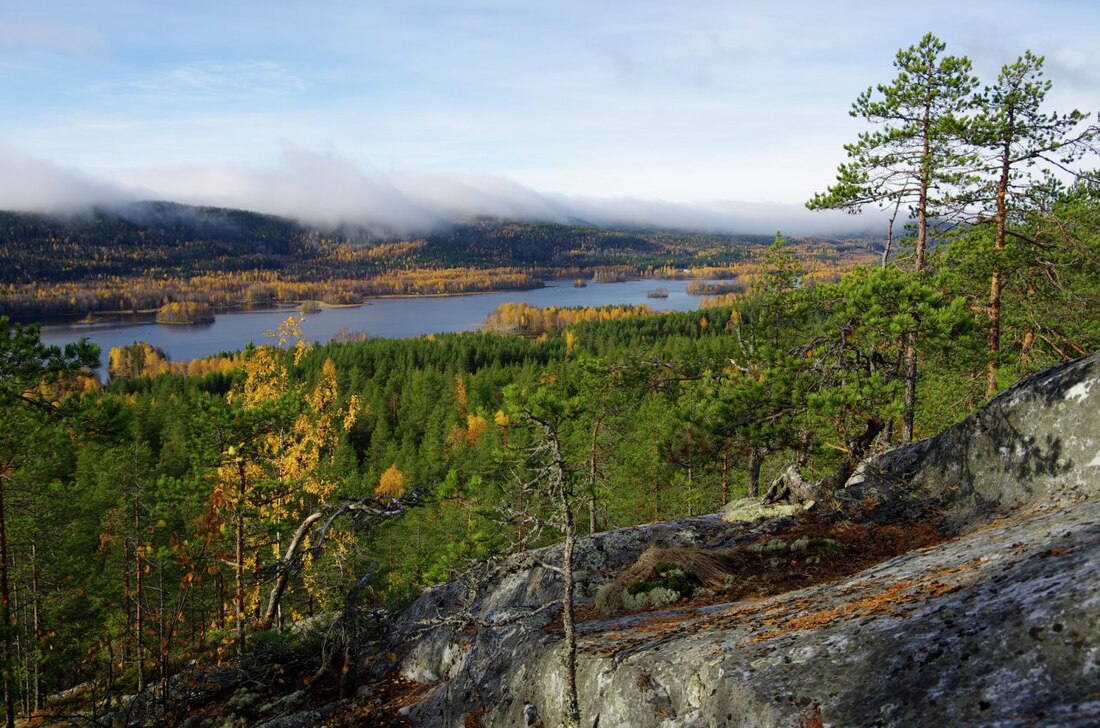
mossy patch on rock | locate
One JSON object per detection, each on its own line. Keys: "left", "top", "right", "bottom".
{"left": 622, "top": 586, "right": 683, "bottom": 611}
{"left": 721, "top": 497, "right": 814, "bottom": 525}
{"left": 595, "top": 547, "right": 735, "bottom": 614}
{"left": 625, "top": 563, "right": 695, "bottom": 597}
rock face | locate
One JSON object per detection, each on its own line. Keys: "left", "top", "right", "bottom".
{"left": 850, "top": 353, "right": 1100, "bottom": 532}
{"left": 371, "top": 353, "right": 1100, "bottom": 727}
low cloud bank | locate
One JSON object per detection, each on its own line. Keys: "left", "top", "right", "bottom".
{"left": 0, "top": 148, "right": 131, "bottom": 214}
{"left": 0, "top": 145, "right": 884, "bottom": 237}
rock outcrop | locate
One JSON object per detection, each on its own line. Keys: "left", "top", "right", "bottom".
{"left": 371, "top": 353, "right": 1100, "bottom": 727}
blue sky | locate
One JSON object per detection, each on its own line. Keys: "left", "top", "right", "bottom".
{"left": 1, "top": 0, "right": 1098, "bottom": 233}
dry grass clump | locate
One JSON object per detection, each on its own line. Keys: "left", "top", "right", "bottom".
{"left": 587, "top": 516, "right": 947, "bottom": 619}
{"left": 594, "top": 546, "right": 735, "bottom": 615}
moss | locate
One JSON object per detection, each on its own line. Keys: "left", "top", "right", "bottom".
{"left": 722, "top": 497, "right": 812, "bottom": 525}
{"left": 747, "top": 539, "right": 789, "bottom": 554}
{"left": 623, "top": 586, "right": 683, "bottom": 611}
{"left": 626, "top": 563, "right": 695, "bottom": 598}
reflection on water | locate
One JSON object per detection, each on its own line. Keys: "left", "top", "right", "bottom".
{"left": 38, "top": 279, "right": 703, "bottom": 374}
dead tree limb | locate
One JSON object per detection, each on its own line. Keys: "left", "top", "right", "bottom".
{"left": 259, "top": 493, "right": 421, "bottom": 631}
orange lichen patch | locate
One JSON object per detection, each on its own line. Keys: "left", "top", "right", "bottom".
{"left": 464, "top": 705, "right": 486, "bottom": 727}
{"left": 749, "top": 558, "right": 984, "bottom": 642}
{"left": 580, "top": 596, "right": 771, "bottom": 656}
{"left": 575, "top": 523, "right": 976, "bottom": 657}
{"left": 796, "top": 704, "right": 825, "bottom": 728}
{"left": 384, "top": 676, "right": 440, "bottom": 711}
{"left": 586, "top": 611, "right": 709, "bottom": 647}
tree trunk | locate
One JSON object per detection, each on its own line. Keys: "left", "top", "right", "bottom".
{"left": 902, "top": 85, "right": 933, "bottom": 445}
{"left": 882, "top": 200, "right": 901, "bottom": 269}
{"left": 0, "top": 479, "right": 15, "bottom": 728}
{"left": 134, "top": 496, "right": 145, "bottom": 694}
{"left": 216, "top": 571, "right": 225, "bottom": 630}
{"left": 560, "top": 496, "right": 579, "bottom": 728}
{"left": 986, "top": 270, "right": 1003, "bottom": 397}
{"left": 586, "top": 414, "right": 604, "bottom": 535}
{"left": 821, "top": 417, "right": 885, "bottom": 493}
{"left": 123, "top": 532, "right": 131, "bottom": 668}
{"left": 916, "top": 84, "right": 932, "bottom": 274}
{"left": 903, "top": 339, "right": 918, "bottom": 444}
{"left": 235, "top": 460, "right": 247, "bottom": 656}
{"left": 747, "top": 446, "right": 762, "bottom": 498}
{"left": 551, "top": 432, "right": 580, "bottom": 728}
{"left": 158, "top": 562, "right": 168, "bottom": 708}
{"left": 8, "top": 553, "right": 21, "bottom": 720}
{"left": 721, "top": 452, "right": 729, "bottom": 504}
{"left": 987, "top": 117, "right": 1013, "bottom": 399}
{"left": 260, "top": 512, "right": 325, "bottom": 630}
{"left": 531, "top": 416, "right": 580, "bottom": 728}
{"left": 30, "top": 539, "right": 41, "bottom": 712}
{"left": 686, "top": 466, "right": 693, "bottom": 517}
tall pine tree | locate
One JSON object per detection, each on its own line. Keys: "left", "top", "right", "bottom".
{"left": 808, "top": 33, "right": 978, "bottom": 442}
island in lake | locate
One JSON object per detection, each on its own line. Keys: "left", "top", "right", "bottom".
{"left": 155, "top": 301, "right": 215, "bottom": 325}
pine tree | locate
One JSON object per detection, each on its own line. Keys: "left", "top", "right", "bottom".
{"left": 965, "top": 51, "right": 1096, "bottom": 396}
{"left": 0, "top": 317, "right": 97, "bottom": 727}
{"left": 808, "top": 33, "right": 978, "bottom": 442}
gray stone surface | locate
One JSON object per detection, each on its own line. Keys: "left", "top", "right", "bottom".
{"left": 849, "top": 352, "right": 1100, "bottom": 533}
{"left": 373, "top": 353, "right": 1100, "bottom": 727}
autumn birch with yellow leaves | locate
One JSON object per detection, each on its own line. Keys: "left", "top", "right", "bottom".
{"left": 202, "top": 316, "right": 362, "bottom": 653}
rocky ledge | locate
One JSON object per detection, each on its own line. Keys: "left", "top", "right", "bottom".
{"left": 371, "top": 353, "right": 1100, "bottom": 727}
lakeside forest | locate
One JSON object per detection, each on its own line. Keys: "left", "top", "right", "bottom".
{"left": 0, "top": 208, "right": 877, "bottom": 321}
{"left": 0, "top": 33, "right": 1098, "bottom": 725}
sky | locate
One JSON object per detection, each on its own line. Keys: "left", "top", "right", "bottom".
{"left": 1, "top": 0, "right": 1098, "bottom": 235}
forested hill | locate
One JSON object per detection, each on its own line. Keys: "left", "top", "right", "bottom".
{"left": 0, "top": 201, "right": 877, "bottom": 284}
{"left": 2, "top": 203, "right": 661, "bottom": 281}
{"left": 0, "top": 201, "right": 882, "bottom": 319}
{"left": 0, "top": 202, "right": 308, "bottom": 283}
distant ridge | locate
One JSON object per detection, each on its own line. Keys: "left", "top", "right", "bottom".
{"left": 0, "top": 201, "right": 883, "bottom": 320}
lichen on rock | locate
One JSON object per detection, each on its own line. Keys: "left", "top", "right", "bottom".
{"left": 363, "top": 352, "right": 1100, "bottom": 727}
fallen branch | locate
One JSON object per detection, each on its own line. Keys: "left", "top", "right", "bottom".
{"left": 260, "top": 492, "right": 422, "bottom": 630}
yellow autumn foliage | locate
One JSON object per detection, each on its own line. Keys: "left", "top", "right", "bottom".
{"left": 376, "top": 464, "right": 406, "bottom": 500}
{"left": 465, "top": 413, "right": 489, "bottom": 447}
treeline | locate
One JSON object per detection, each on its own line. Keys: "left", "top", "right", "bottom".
{"left": 686, "top": 280, "right": 745, "bottom": 296}
{"left": 482, "top": 302, "right": 655, "bottom": 336}
{"left": 155, "top": 301, "right": 214, "bottom": 325}
{"left": 1, "top": 267, "right": 544, "bottom": 319}
{"left": 0, "top": 202, "right": 309, "bottom": 284}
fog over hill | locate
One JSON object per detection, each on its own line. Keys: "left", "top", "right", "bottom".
{"left": 0, "top": 145, "right": 885, "bottom": 239}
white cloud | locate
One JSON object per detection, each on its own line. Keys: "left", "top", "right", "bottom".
{"left": 2, "top": 144, "right": 884, "bottom": 236}
{"left": 122, "top": 61, "right": 308, "bottom": 99}
{"left": 0, "top": 147, "right": 131, "bottom": 213}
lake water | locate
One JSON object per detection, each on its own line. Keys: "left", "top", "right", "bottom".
{"left": 39, "top": 279, "right": 703, "bottom": 374}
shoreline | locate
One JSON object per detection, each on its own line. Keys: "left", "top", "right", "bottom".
{"left": 30, "top": 280, "right": 583, "bottom": 329}
{"left": 35, "top": 276, "right": 705, "bottom": 376}
{"left": 26, "top": 276, "right": 729, "bottom": 331}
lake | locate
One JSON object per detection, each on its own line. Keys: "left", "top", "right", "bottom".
{"left": 38, "top": 279, "right": 704, "bottom": 374}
